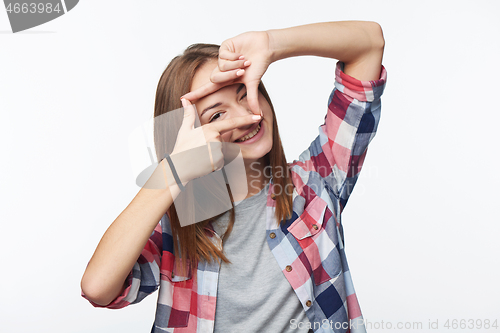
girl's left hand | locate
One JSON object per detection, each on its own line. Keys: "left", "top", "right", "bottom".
{"left": 182, "top": 31, "right": 273, "bottom": 115}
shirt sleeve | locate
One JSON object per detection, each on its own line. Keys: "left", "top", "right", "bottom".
{"left": 290, "top": 61, "right": 387, "bottom": 213}
{"left": 81, "top": 221, "right": 163, "bottom": 309}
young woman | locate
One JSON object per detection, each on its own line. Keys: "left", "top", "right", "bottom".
{"left": 81, "top": 21, "right": 387, "bottom": 333}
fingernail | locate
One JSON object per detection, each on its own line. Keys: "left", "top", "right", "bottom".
{"left": 236, "top": 69, "right": 245, "bottom": 76}
{"left": 181, "top": 98, "right": 187, "bottom": 107}
{"left": 252, "top": 115, "right": 261, "bottom": 121}
{"left": 244, "top": 60, "right": 251, "bottom": 66}
{"left": 239, "top": 55, "right": 245, "bottom": 60}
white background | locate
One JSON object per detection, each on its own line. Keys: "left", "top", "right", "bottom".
{"left": 1, "top": 1, "right": 499, "bottom": 332}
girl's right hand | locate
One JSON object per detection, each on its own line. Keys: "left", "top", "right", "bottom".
{"left": 168, "top": 98, "right": 262, "bottom": 185}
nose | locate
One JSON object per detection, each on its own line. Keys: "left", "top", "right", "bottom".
{"left": 228, "top": 104, "right": 256, "bottom": 130}
{"left": 231, "top": 103, "right": 255, "bottom": 117}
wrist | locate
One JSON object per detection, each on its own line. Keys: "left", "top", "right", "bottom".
{"left": 266, "top": 29, "right": 287, "bottom": 63}
{"left": 162, "top": 155, "right": 188, "bottom": 191}
{"left": 267, "top": 27, "right": 309, "bottom": 63}
{"left": 167, "top": 152, "right": 195, "bottom": 186}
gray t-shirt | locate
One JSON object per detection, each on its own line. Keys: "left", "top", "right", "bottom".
{"left": 212, "top": 182, "right": 310, "bottom": 333}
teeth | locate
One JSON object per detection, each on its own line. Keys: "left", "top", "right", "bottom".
{"left": 236, "top": 123, "right": 261, "bottom": 142}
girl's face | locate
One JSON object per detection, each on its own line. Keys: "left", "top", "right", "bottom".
{"left": 190, "top": 60, "right": 273, "bottom": 163}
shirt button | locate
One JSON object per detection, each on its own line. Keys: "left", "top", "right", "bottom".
{"left": 306, "top": 300, "right": 312, "bottom": 307}
{"left": 312, "top": 224, "right": 318, "bottom": 230}
{"left": 285, "top": 265, "right": 292, "bottom": 272}
{"left": 271, "top": 192, "right": 276, "bottom": 200}
{"left": 269, "top": 232, "right": 276, "bottom": 239}
{"left": 171, "top": 271, "right": 175, "bottom": 278}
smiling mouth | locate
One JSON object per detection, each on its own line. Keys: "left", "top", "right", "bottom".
{"left": 235, "top": 122, "right": 261, "bottom": 142}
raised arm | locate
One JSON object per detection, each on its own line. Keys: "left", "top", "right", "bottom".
{"left": 80, "top": 160, "right": 178, "bottom": 306}
{"left": 81, "top": 100, "right": 262, "bottom": 306}
{"left": 275, "top": 22, "right": 387, "bottom": 211}
{"left": 268, "top": 21, "right": 384, "bottom": 81}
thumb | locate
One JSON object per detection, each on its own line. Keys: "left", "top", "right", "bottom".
{"left": 180, "top": 98, "right": 196, "bottom": 130}
{"left": 245, "top": 81, "right": 261, "bottom": 116}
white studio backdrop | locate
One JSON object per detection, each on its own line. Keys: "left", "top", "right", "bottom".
{"left": 1, "top": 0, "right": 499, "bottom": 332}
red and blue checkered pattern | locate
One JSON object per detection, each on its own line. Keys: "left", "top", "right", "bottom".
{"left": 82, "top": 61, "right": 387, "bottom": 333}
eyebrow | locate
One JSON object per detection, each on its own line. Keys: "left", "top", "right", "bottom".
{"left": 200, "top": 84, "right": 246, "bottom": 118}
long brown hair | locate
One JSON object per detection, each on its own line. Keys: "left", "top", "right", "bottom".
{"left": 153, "top": 43, "right": 293, "bottom": 275}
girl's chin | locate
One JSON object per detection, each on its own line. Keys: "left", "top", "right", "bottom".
{"left": 240, "top": 144, "right": 272, "bottom": 162}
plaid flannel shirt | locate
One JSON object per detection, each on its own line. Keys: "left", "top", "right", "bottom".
{"left": 83, "top": 61, "right": 387, "bottom": 333}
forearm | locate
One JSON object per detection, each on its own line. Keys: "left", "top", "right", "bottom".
{"left": 81, "top": 159, "right": 180, "bottom": 306}
{"left": 267, "top": 21, "right": 385, "bottom": 81}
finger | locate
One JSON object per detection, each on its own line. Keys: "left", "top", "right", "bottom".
{"left": 219, "top": 49, "right": 243, "bottom": 61}
{"left": 245, "top": 81, "right": 261, "bottom": 115}
{"left": 180, "top": 98, "right": 196, "bottom": 130}
{"left": 211, "top": 68, "right": 245, "bottom": 84}
{"left": 211, "top": 114, "right": 262, "bottom": 135}
{"left": 181, "top": 81, "right": 221, "bottom": 101}
{"left": 209, "top": 142, "right": 225, "bottom": 171}
{"left": 207, "top": 140, "right": 215, "bottom": 172}
{"left": 218, "top": 58, "right": 251, "bottom": 72}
